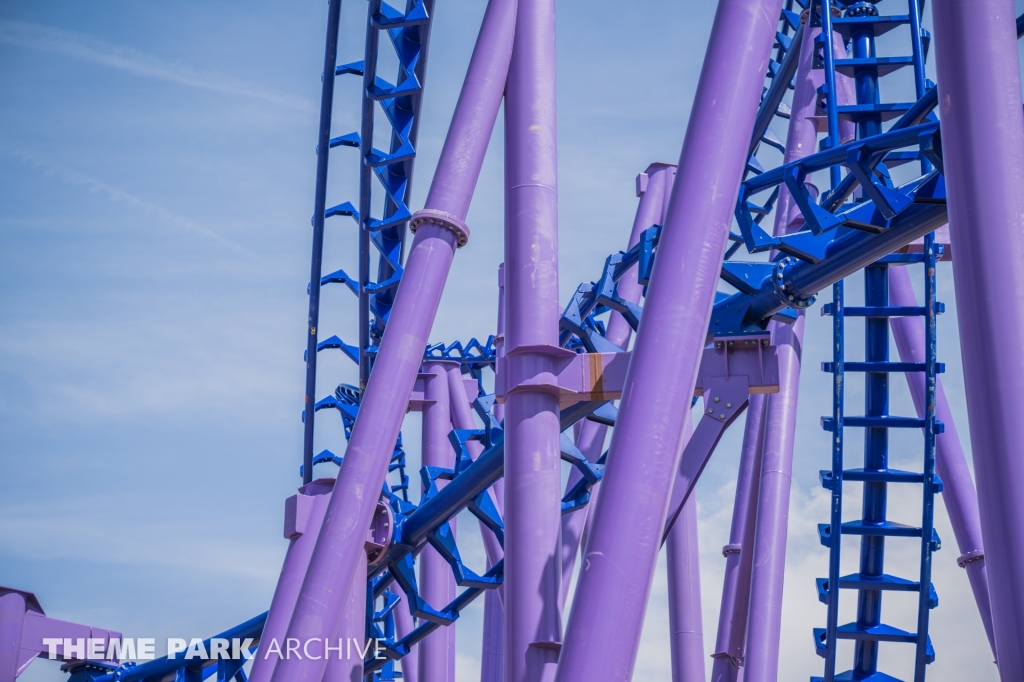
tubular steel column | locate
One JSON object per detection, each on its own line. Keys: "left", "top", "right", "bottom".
{"left": 323, "top": 550, "right": 367, "bottom": 682}
{"left": 502, "top": 0, "right": 562, "bottom": 676}
{"left": 710, "top": 394, "right": 766, "bottom": 682}
{"left": 666, "top": 415, "right": 705, "bottom": 682}
{"left": 248, "top": 480, "right": 334, "bottom": 682}
{"left": 932, "top": 0, "right": 1024, "bottom": 673}
{"left": 554, "top": 0, "right": 785, "bottom": 677}
{"left": 268, "top": 4, "right": 515, "bottom": 680}
{"left": 418, "top": 363, "right": 457, "bottom": 682}
{"left": 742, "top": 13, "right": 846, "bottom": 681}
{"left": 889, "top": 265, "right": 996, "bottom": 656}
{"left": 393, "top": 601, "right": 418, "bottom": 682}
{"left": 481, "top": 265, "right": 506, "bottom": 682}
{"left": 558, "top": 162, "right": 676, "bottom": 609}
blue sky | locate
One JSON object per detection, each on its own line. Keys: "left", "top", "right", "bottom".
{"left": 1, "top": 1, "right": 1017, "bottom": 680}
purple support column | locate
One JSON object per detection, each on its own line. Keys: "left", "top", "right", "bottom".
{"left": 481, "top": 265, "right": 506, "bottom": 682}
{"left": 268, "top": 2, "right": 515, "bottom": 680}
{"left": 249, "top": 480, "right": 334, "bottom": 682}
{"left": 503, "top": 0, "right": 562, "bottom": 677}
{"left": 418, "top": 363, "right": 457, "bottom": 682}
{"left": 393, "top": 601, "right": 417, "bottom": 682}
{"left": 666, "top": 415, "right": 705, "bottom": 682}
{"left": 932, "top": 0, "right": 1024, "bottom": 674}
{"left": 559, "top": 162, "right": 676, "bottom": 609}
{"left": 323, "top": 550, "right": 367, "bottom": 682}
{"left": 741, "top": 18, "right": 852, "bottom": 681}
{"left": 554, "top": 0, "right": 784, "bottom": 677}
{"left": 888, "top": 264, "right": 996, "bottom": 655}
{"left": 0, "top": 592, "right": 25, "bottom": 682}
{"left": 710, "top": 394, "right": 766, "bottom": 682}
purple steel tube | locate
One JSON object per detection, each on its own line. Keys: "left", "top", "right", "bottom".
{"left": 0, "top": 592, "right": 25, "bottom": 682}
{"left": 446, "top": 365, "right": 504, "bottom": 573}
{"left": 481, "top": 266, "right": 506, "bottom": 682}
{"left": 888, "top": 264, "right": 996, "bottom": 655}
{"left": 418, "top": 363, "right": 457, "bottom": 682}
{"left": 666, "top": 414, "right": 705, "bottom": 682}
{"left": 559, "top": 163, "right": 676, "bottom": 608}
{"left": 932, "top": 0, "right": 1024, "bottom": 674}
{"left": 554, "top": 0, "right": 784, "bottom": 677}
{"left": 249, "top": 480, "right": 333, "bottom": 682}
{"left": 323, "top": 550, "right": 367, "bottom": 682}
{"left": 393, "top": 600, "right": 417, "bottom": 682}
{"left": 502, "top": 0, "right": 562, "bottom": 677}
{"left": 267, "top": 2, "right": 515, "bottom": 680}
{"left": 742, "top": 20, "right": 851, "bottom": 681}
{"left": 710, "top": 394, "right": 767, "bottom": 682}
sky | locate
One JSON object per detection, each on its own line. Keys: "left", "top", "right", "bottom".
{"left": 1, "top": 1, "right": 1020, "bottom": 680}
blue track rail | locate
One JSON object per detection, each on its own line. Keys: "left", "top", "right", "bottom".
{"left": 809, "top": 2, "right": 941, "bottom": 680}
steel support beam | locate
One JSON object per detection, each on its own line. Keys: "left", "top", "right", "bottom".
{"left": 502, "top": 0, "right": 562, "bottom": 675}
{"left": 554, "top": 0, "right": 785, "bottom": 676}
{"left": 710, "top": 394, "right": 767, "bottom": 682}
{"left": 558, "top": 163, "right": 675, "bottom": 609}
{"left": 666, "top": 415, "right": 705, "bottom": 682}
{"left": 931, "top": 0, "right": 1024, "bottom": 674}
{"left": 418, "top": 363, "right": 457, "bottom": 682}
{"left": 267, "top": 2, "right": 515, "bottom": 678}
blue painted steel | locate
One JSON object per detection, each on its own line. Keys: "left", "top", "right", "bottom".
{"left": 810, "top": 3, "right": 940, "bottom": 679}
{"left": 302, "top": 0, "right": 344, "bottom": 485}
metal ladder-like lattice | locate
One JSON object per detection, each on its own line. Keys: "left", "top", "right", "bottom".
{"left": 812, "top": 3, "right": 941, "bottom": 679}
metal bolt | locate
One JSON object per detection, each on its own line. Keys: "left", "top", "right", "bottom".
{"left": 707, "top": 408, "right": 713, "bottom": 414}
{"left": 726, "top": 402, "right": 732, "bottom": 408}
{"left": 714, "top": 396, "right": 720, "bottom": 402}
{"left": 719, "top": 413, "right": 726, "bottom": 419}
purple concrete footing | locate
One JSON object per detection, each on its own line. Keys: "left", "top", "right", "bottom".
{"left": 502, "top": 0, "right": 563, "bottom": 677}
{"left": 888, "top": 264, "right": 996, "bottom": 656}
{"left": 418, "top": 363, "right": 457, "bottom": 682}
{"left": 554, "top": 0, "right": 784, "bottom": 678}
{"left": 932, "top": 0, "right": 1024, "bottom": 674}
{"left": 711, "top": 394, "right": 767, "bottom": 682}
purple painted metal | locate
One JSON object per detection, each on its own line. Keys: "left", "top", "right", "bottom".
{"left": 418, "top": 363, "right": 457, "bottom": 682}
{"left": 666, "top": 415, "right": 706, "bottom": 682}
{"left": 266, "top": 2, "right": 515, "bottom": 679}
{"left": 710, "top": 394, "right": 766, "bottom": 682}
{"left": 393, "top": 599, "right": 418, "bottom": 682}
{"left": 0, "top": 588, "right": 122, "bottom": 682}
{"left": 480, "top": 264, "right": 506, "bottom": 682}
{"left": 249, "top": 480, "right": 334, "bottom": 682}
{"left": 741, "top": 313, "right": 804, "bottom": 682}
{"left": 502, "top": 0, "right": 562, "bottom": 676}
{"left": 446, "top": 365, "right": 504, "bottom": 574}
{"left": 323, "top": 550, "right": 367, "bottom": 682}
{"left": 558, "top": 162, "right": 676, "bottom": 609}
{"left": 740, "top": 15, "right": 847, "bottom": 682}
{"left": 932, "top": 0, "right": 1024, "bottom": 674}
{"left": 553, "top": 0, "right": 784, "bottom": 676}
{"left": 888, "top": 264, "right": 996, "bottom": 655}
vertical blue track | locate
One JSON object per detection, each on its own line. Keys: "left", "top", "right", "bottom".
{"left": 812, "top": 2, "right": 941, "bottom": 680}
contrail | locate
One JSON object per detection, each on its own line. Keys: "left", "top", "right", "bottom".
{"left": 2, "top": 145, "right": 260, "bottom": 259}
{"left": 0, "top": 18, "right": 317, "bottom": 113}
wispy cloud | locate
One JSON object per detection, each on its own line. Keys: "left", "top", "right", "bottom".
{"left": 0, "top": 18, "right": 316, "bottom": 113}
{"left": 1, "top": 145, "right": 258, "bottom": 258}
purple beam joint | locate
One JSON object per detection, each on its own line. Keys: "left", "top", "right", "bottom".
{"left": 0, "top": 588, "right": 122, "bottom": 682}
{"left": 495, "top": 348, "right": 630, "bottom": 407}
{"left": 663, "top": 335, "right": 780, "bottom": 541}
